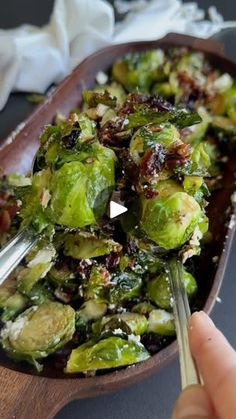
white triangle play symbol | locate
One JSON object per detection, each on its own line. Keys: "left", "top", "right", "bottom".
{"left": 109, "top": 200, "right": 128, "bottom": 218}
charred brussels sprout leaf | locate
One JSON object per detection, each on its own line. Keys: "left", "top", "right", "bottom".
{"left": 65, "top": 336, "right": 150, "bottom": 373}
{"left": 110, "top": 272, "right": 142, "bottom": 304}
{"left": 1, "top": 302, "right": 75, "bottom": 370}
{"left": 127, "top": 109, "right": 202, "bottom": 130}
{"left": 141, "top": 192, "right": 202, "bottom": 250}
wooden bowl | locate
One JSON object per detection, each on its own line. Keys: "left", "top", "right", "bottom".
{"left": 1, "top": 33, "right": 236, "bottom": 419}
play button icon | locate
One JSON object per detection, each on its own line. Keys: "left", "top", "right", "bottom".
{"left": 108, "top": 200, "right": 128, "bottom": 219}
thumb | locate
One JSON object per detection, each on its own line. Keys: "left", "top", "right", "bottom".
{"left": 172, "top": 385, "right": 216, "bottom": 419}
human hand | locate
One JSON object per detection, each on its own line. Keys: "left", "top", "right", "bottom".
{"left": 172, "top": 310, "right": 236, "bottom": 419}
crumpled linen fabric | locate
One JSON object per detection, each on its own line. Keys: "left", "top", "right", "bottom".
{"left": 0, "top": 0, "right": 235, "bottom": 110}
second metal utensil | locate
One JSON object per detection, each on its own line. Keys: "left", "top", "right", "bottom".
{"left": 167, "top": 258, "right": 201, "bottom": 389}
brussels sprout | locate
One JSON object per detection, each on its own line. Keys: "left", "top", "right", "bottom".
{"left": 130, "top": 123, "right": 179, "bottom": 165}
{"left": 0, "top": 288, "right": 13, "bottom": 307}
{"left": 7, "top": 173, "right": 31, "bottom": 187}
{"left": 191, "top": 142, "right": 219, "bottom": 176}
{"left": 46, "top": 143, "right": 116, "bottom": 227}
{"left": 118, "top": 312, "right": 148, "bottom": 335}
{"left": 20, "top": 169, "right": 51, "bottom": 232}
{"left": 64, "top": 232, "right": 122, "bottom": 259}
{"left": 148, "top": 309, "right": 175, "bottom": 336}
{"left": 76, "top": 114, "right": 96, "bottom": 142}
{"left": 82, "top": 90, "right": 117, "bottom": 108}
{"left": 152, "top": 82, "right": 174, "bottom": 98}
{"left": 17, "top": 246, "right": 56, "bottom": 295}
{"left": 141, "top": 192, "right": 202, "bottom": 250}
{"left": 112, "top": 49, "right": 164, "bottom": 92}
{"left": 28, "top": 282, "right": 53, "bottom": 305}
{"left": 48, "top": 265, "right": 74, "bottom": 286}
{"left": 137, "top": 251, "right": 164, "bottom": 274}
{"left": 131, "top": 302, "right": 155, "bottom": 316}
{"left": 101, "top": 312, "right": 148, "bottom": 335}
{"left": 1, "top": 292, "right": 28, "bottom": 322}
{"left": 95, "top": 82, "right": 126, "bottom": 105}
{"left": 84, "top": 266, "right": 110, "bottom": 301}
{"left": 1, "top": 302, "right": 75, "bottom": 370}
{"left": 65, "top": 336, "right": 150, "bottom": 373}
{"left": 109, "top": 272, "right": 142, "bottom": 304}
{"left": 78, "top": 300, "right": 107, "bottom": 321}
{"left": 155, "top": 179, "right": 183, "bottom": 198}
{"left": 147, "top": 270, "right": 197, "bottom": 310}
{"left": 183, "top": 176, "right": 203, "bottom": 194}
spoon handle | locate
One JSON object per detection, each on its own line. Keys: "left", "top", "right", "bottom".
{"left": 0, "top": 227, "right": 38, "bottom": 285}
{"left": 167, "top": 258, "right": 201, "bottom": 389}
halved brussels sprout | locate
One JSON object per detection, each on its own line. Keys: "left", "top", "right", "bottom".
{"left": 65, "top": 336, "right": 150, "bottom": 373}
{"left": 147, "top": 270, "right": 197, "bottom": 310}
{"left": 109, "top": 272, "right": 142, "bottom": 304}
{"left": 131, "top": 302, "right": 156, "bottom": 316}
{"left": 112, "top": 49, "right": 164, "bottom": 92}
{"left": 148, "top": 309, "right": 175, "bottom": 336}
{"left": 94, "top": 82, "right": 126, "bottom": 105}
{"left": 101, "top": 312, "right": 148, "bottom": 335}
{"left": 84, "top": 266, "right": 110, "bottom": 301}
{"left": 64, "top": 232, "right": 122, "bottom": 259}
{"left": 17, "top": 246, "right": 56, "bottom": 295}
{"left": 78, "top": 300, "right": 107, "bottom": 321}
{"left": 1, "top": 292, "right": 28, "bottom": 321}
{"left": 130, "top": 123, "right": 179, "bottom": 165}
{"left": 1, "top": 302, "right": 75, "bottom": 370}
{"left": 141, "top": 192, "right": 202, "bottom": 250}
{"left": 47, "top": 143, "right": 116, "bottom": 227}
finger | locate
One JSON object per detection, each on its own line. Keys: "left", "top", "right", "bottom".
{"left": 172, "top": 384, "right": 216, "bottom": 419}
{"left": 189, "top": 311, "right": 236, "bottom": 419}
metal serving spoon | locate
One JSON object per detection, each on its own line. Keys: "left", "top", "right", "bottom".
{"left": 167, "top": 258, "right": 201, "bottom": 389}
{"left": 0, "top": 152, "right": 42, "bottom": 286}
{"left": 0, "top": 226, "right": 38, "bottom": 286}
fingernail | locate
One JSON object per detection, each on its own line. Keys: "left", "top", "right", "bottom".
{"left": 172, "top": 385, "right": 214, "bottom": 419}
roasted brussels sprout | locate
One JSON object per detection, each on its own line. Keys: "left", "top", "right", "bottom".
{"left": 147, "top": 270, "right": 197, "bottom": 310}
{"left": 1, "top": 302, "right": 75, "bottom": 370}
{"left": 84, "top": 266, "right": 110, "bottom": 301}
{"left": 112, "top": 49, "right": 164, "bottom": 92}
{"left": 64, "top": 232, "right": 121, "bottom": 259}
{"left": 109, "top": 272, "right": 142, "bottom": 304}
{"left": 1, "top": 292, "right": 28, "bottom": 321}
{"left": 17, "top": 246, "right": 56, "bottom": 295}
{"left": 101, "top": 312, "right": 148, "bottom": 335}
{"left": 141, "top": 192, "right": 202, "bottom": 249}
{"left": 65, "top": 336, "right": 150, "bottom": 373}
{"left": 130, "top": 123, "right": 179, "bottom": 165}
{"left": 148, "top": 309, "right": 175, "bottom": 336}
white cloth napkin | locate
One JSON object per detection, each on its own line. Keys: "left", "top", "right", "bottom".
{"left": 0, "top": 0, "right": 236, "bottom": 111}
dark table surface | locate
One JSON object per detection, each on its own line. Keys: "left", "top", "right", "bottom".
{"left": 0, "top": 1, "right": 236, "bottom": 418}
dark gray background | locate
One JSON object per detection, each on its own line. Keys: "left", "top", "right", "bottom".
{"left": 0, "top": 1, "right": 236, "bottom": 418}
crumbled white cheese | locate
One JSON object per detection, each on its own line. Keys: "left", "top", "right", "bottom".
{"left": 128, "top": 334, "right": 141, "bottom": 344}
{"left": 212, "top": 255, "right": 219, "bottom": 263}
{"left": 112, "top": 328, "right": 124, "bottom": 335}
{"left": 221, "top": 156, "right": 229, "bottom": 163}
{"left": 216, "top": 296, "right": 222, "bottom": 303}
{"left": 96, "top": 103, "right": 109, "bottom": 118}
{"left": 96, "top": 71, "right": 108, "bottom": 85}
{"left": 2, "top": 316, "right": 28, "bottom": 341}
{"left": 108, "top": 304, "right": 116, "bottom": 310}
{"left": 189, "top": 226, "right": 203, "bottom": 247}
{"left": 212, "top": 73, "right": 233, "bottom": 93}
